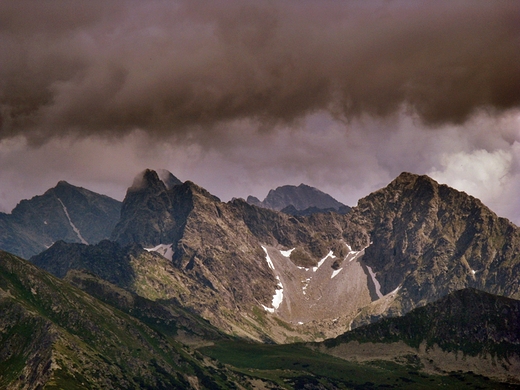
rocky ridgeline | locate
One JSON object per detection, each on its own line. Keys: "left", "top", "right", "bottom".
{"left": 107, "top": 169, "right": 353, "bottom": 340}
{"left": 26, "top": 170, "right": 520, "bottom": 343}
{"left": 3, "top": 169, "right": 520, "bottom": 388}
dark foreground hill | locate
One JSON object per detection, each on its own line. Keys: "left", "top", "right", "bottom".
{"left": 316, "top": 288, "right": 520, "bottom": 384}
{"left": 3, "top": 249, "right": 518, "bottom": 388}
{"left": 0, "top": 250, "right": 262, "bottom": 389}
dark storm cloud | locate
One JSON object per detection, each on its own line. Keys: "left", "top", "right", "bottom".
{"left": 1, "top": 0, "right": 519, "bottom": 142}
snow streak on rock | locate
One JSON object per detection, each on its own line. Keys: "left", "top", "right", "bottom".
{"left": 262, "top": 277, "right": 284, "bottom": 313}
{"left": 57, "top": 198, "right": 88, "bottom": 244}
{"left": 261, "top": 246, "right": 284, "bottom": 313}
{"left": 259, "top": 243, "right": 383, "bottom": 332}
{"left": 331, "top": 245, "right": 366, "bottom": 278}
{"left": 272, "top": 277, "right": 284, "bottom": 309}
{"left": 313, "top": 250, "right": 335, "bottom": 272}
{"left": 144, "top": 244, "right": 174, "bottom": 261}
{"left": 366, "top": 265, "right": 383, "bottom": 299}
{"left": 261, "top": 245, "right": 275, "bottom": 270}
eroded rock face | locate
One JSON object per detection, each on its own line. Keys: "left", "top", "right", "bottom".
{"left": 110, "top": 170, "right": 356, "bottom": 339}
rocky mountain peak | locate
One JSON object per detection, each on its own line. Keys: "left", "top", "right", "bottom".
{"left": 128, "top": 168, "right": 184, "bottom": 194}
{"left": 247, "top": 183, "right": 347, "bottom": 213}
{"left": 0, "top": 181, "right": 121, "bottom": 258}
{"left": 55, "top": 180, "right": 73, "bottom": 188}
{"left": 157, "top": 168, "right": 183, "bottom": 189}
{"left": 128, "top": 169, "right": 168, "bottom": 193}
{"left": 343, "top": 172, "right": 520, "bottom": 327}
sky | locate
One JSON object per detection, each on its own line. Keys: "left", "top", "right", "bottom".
{"left": 1, "top": 0, "right": 520, "bottom": 223}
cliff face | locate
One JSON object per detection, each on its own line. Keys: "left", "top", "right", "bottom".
{"left": 343, "top": 172, "right": 520, "bottom": 325}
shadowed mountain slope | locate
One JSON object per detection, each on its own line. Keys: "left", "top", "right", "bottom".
{"left": 318, "top": 288, "right": 520, "bottom": 384}
{"left": 0, "top": 181, "right": 121, "bottom": 259}
{"left": 0, "top": 251, "right": 255, "bottom": 389}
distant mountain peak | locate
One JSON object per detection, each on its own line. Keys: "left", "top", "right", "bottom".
{"left": 247, "top": 183, "right": 348, "bottom": 213}
{"left": 129, "top": 169, "right": 165, "bottom": 192}
{"left": 0, "top": 181, "right": 121, "bottom": 258}
{"left": 56, "top": 180, "right": 73, "bottom": 187}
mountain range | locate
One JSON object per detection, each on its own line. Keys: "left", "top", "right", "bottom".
{"left": 1, "top": 169, "right": 519, "bottom": 388}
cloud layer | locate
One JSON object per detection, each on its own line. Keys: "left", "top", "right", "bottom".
{"left": 1, "top": 1, "right": 519, "bottom": 226}
{"left": 1, "top": 0, "right": 519, "bottom": 142}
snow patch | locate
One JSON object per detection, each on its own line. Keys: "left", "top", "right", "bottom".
{"left": 348, "top": 251, "right": 360, "bottom": 261}
{"left": 262, "top": 305, "right": 275, "bottom": 313}
{"left": 57, "top": 198, "right": 88, "bottom": 244}
{"left": 388, "top": 285, "right": 401, "bottom": 295}
{"left": 260, "top": 246, "right": 284, "bottom": 312}
{"left": 366, "top": 265, "right": 383, "bottom": 299}
{"left": 272, "top": 276, "right": 284, "bottom": 309}
{"left": 261, "top": 246, "right": 275, "bottom": 270}
{"left": 313, "top": 250, "right": 335, "bottom": 272}
{"left": 144, "top": 244, "right": 174, "bottom": 261}
{"left": 280, "top": 248, "right": 295, "bottom": 257}
{"left": 263, "top": 276, "right": 284, "bottom": 312}
{"left": 302, "top": 277, "right": 311, "bottom": 295}
{"left": 331, "top": 268, "right": 342, "bottom": 279}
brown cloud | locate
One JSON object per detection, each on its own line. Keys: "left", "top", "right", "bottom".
{"left": 1, "top": 0, "right": 519, "bottom": 143}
